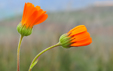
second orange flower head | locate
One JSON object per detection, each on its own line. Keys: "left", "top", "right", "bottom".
{"left": 59, "top": 25, "right": 92, "bottom": 48}
{"left": 17, "top": 2, "right": 48, "bottom": 36}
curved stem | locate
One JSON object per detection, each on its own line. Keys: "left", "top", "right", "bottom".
{"left": 17, "top": 35, "right": 23, "bottom": 71}
{"left": 28, "top": 43, "right": 61, "bottom": 71}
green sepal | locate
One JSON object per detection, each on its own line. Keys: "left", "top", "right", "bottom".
{"left": 59, "top": 34, "right": 71, "bottom": 48}
{"left": 17, "top": 23, "right": 32, "bottom": 36}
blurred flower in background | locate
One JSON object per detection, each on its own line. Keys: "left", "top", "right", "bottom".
{"left": 0, "top": 0, "right": 113, "bottom": 71}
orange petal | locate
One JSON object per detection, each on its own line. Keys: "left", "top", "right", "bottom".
{"left": 26, "top": 10, "right": 38, "bottom": 28}
{"left": 68, "top": 25, "right": 87, "bottom": 37}
{"left": 29, "top": 9, "right": 47, "bottom": 26}
{"left": 22, "top": 3, "right": 35, "bottom": 25}
{"left": 36, "top": 6, "right": 41, "bottom": 10}
{"left": 21, "top": 3, "right": 27, "bottom": 24}
{"left": 36, "top": 9, "right": 45, "bottom": 18}
{"left": 34, "top": 13, "right": 48, "bottom": 25}
{"left": 29, "top": 9, "right": 45, "bottom": 26}
{"left": 70, "top": 31, "right": 90, "bottom": 42}
{"left": 70, "top": 37, "right": 92, "bottom": 47}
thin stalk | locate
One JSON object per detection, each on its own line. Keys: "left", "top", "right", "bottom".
{"left": 17, "top": 35, "right": 23, "bottom": 71}
{"left": 28, "top": 43, "right": 60, "bottom": 71}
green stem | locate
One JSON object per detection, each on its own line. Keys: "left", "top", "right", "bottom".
{"left": 28, "top": 43, "right": 61, "bottom": 71}
{"left": 17, "top": 35, "right": 23, "bottom": 71}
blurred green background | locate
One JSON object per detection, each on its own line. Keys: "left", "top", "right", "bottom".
{"left": 0, "top": 0, "right": 113, "bottom": 71}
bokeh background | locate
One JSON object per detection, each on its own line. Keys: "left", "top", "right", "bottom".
{"left": 0, "top": 0, "right": 113, "bottom": 71}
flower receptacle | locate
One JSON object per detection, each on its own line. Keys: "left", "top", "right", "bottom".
{"left": 17, "top": 23, "right": 32, "bottom": 36}
{"left": 59, "top": 34, "right": 71, "bottom": 48}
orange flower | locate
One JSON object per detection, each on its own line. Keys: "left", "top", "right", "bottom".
{"left": 59, "top": 25, "right": 92, "bottom": 48}
{"left": 17, "top": 2, "right": 48, "bottom": 36}
{"left": 21, "top": 2, "right": 48, "bottom": 28}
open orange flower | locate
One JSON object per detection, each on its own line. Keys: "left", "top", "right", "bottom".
{"left": 17, "top": 2, "right": 48, "bottom": 36}
{"left": 59, "top": 25, "right": 92, "bottom": 48}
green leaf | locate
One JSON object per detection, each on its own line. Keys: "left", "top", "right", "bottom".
{"left": 30, "top": 60, "right": 38, "bottom": 69}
